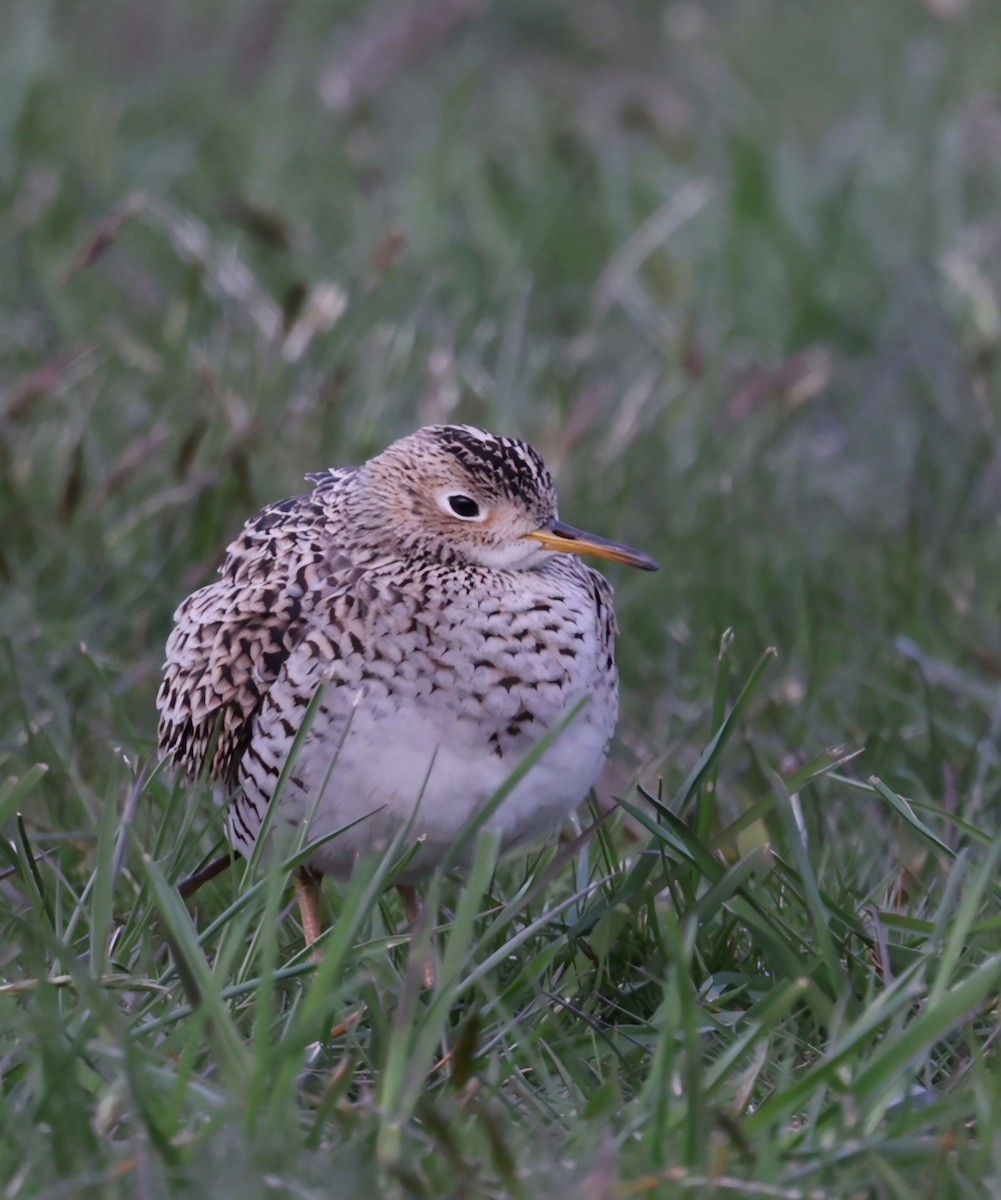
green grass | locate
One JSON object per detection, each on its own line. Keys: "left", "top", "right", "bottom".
{"left": 3, "top": 0, "right": 1001, "bottom": 1195}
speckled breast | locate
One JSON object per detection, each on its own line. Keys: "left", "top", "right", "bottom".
{"left": 228, "top": 555, "right": 618, "bottom": 878}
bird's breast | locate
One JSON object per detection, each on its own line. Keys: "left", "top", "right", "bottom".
{"left": 234, "top": 561, "right": 618, "bottom": 876}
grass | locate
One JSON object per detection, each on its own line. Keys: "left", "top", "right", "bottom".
{"left": 2, "top": 0, "right": 1001, "bottom": 1195}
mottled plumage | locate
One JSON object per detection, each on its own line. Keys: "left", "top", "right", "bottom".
{"left": 157, "top": 424, "right": 657, "bottom": 898}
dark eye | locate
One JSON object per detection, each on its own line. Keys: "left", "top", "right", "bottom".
{"left": 447, "top": 494, "right": 480, "bottom": 519}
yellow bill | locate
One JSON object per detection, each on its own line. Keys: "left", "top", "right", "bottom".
{"left": 527, "top": 520, "right": 659, "bottom": 571}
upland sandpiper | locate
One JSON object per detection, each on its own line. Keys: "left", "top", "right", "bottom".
{"left": 157, "top": 425, "right": 657, "bottom": 952}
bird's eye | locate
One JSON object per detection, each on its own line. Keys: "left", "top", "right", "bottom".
{"left": 447, "top": 494, "right": 481, "bottom": 519}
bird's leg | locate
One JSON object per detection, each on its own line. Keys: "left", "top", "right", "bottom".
{"left": 397, "top": 883, "right": 421, "bottom": 926}
{"left": 294, "top": 867, "right": 325, "bottom": 962}
{"left": 397, "top": 884, "right": 436, "bottom": 989}
{"left": 177, "top": 851, "right": 236, "bottom": 900}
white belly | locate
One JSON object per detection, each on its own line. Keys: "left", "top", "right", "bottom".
{"left": 256, "top": 690, "right": 609, "bottom": 881}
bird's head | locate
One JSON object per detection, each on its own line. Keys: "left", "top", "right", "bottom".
{"left": 358, "top": 424, "right": 659, "bottom": 573}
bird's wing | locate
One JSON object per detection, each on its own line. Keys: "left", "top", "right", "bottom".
{"left": 156, "top": 469, "right": 359, "bottom": 786}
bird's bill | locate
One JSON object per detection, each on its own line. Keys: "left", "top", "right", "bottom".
{"left": 527, "top": 520, "right": 660, "bottom": 572}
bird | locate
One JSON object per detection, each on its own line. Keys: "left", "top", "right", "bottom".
{"left": 156, "top": 424, "right": 658, "bottom": 960}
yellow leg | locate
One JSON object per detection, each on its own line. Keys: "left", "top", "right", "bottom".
{"left": 294, "top": 868, "right": 324, "bottom": 961}
{"left": 397, "top": 884, "right": 436, "bottom": 989}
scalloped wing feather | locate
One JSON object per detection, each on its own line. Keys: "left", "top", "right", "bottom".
{"left": 156, "top": 469, "right": 355, "bottom": 784}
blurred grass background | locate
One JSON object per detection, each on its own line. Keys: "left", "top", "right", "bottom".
{"left": 2, "top": 0, "right": 1001, "bottom": 1196}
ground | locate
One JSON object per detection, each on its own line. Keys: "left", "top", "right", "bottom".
{"left": 1, "top": 1, "right": 1001, "bottom": 1196}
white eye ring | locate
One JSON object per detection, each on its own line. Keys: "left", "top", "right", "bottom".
{"left": 438, "top": 491, "right": 487, "bottom": 521}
